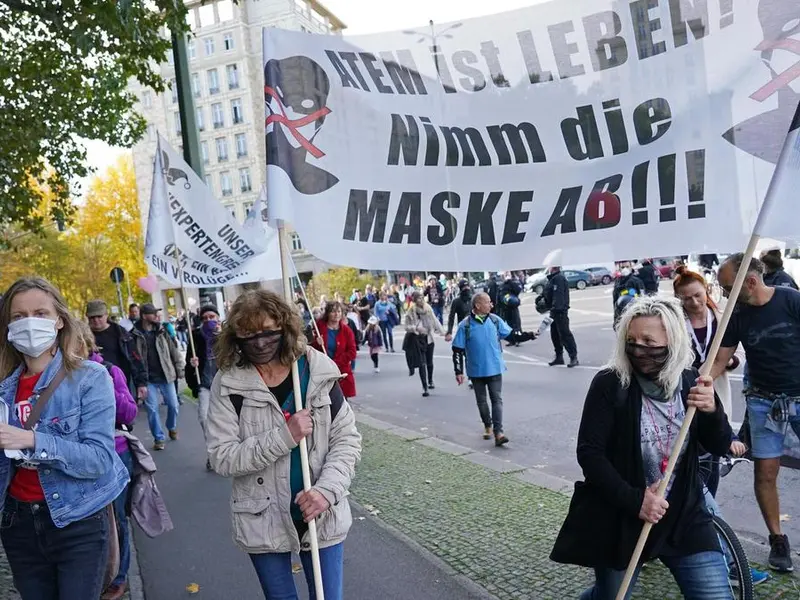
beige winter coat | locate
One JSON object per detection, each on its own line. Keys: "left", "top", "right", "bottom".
{"left": 206, "top": 348, "right": 362, "bottom": 554}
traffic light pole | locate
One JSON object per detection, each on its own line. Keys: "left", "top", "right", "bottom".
{"left": 171, "top": 32, "right": 204, "bottom": 179}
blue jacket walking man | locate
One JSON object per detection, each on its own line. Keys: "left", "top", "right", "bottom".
{"left": 451, "top": 293, "right": 535, "bottom": 446}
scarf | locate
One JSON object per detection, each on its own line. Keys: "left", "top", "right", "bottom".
{"left": 634, "top": 373, "right": 672, "bottom": 402}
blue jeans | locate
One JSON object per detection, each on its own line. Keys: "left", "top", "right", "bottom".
{"left": 112, "top": 449, "right": 134, "bottom": 586}
{"left": 379, "top": 320, "right": 394, "bottom": 351}
{"left": 580, "top": 550, "right": 732, "bottom": 600}
{"left": 1, "top": 497, "right": 110, "bottom": 599}
{"left": 746, "top": 395, "right": 800, "bottom": 459}
{"left": 432, "top": 305, "right": 443, "bottom": 324}
{"left": 249, "top": 542, "right": 344, "bottom": 600}
{"left": 146, "top": 381, "right": 180, "bottom": 442}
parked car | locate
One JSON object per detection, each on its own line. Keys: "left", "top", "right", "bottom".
{"left": 583, "top": 266, "right": 613, "bottom": 285}
{"left": 653, "top": 257, "right": 678, "bottom": 278}
{"left": 562, "top": 269, "right": 593, "bottom": 290}
{"left": 524, "top": 272, "right": 548, "bottom": 295}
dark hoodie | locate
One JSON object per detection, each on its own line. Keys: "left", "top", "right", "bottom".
{"left": 447, "top": 288, "right": 472, "bottom": 335}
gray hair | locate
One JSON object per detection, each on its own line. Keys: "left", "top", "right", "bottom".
{"left": 723, "top": 252, "right": 764, "bottom": 276}
{"left": 606, "top": 296, "right": 694, "bottom": 397}
{"left": 471, "top": 292, "right": 489, "bottom": 308}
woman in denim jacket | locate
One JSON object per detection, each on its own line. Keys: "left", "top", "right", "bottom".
{"left": 0, "top": 277, "right": 128, "bottom": 599}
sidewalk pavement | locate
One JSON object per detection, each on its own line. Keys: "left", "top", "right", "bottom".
{"left": 132, "top": 400, "right": 492, "bottom": 599}
{"left": 350, "top": 415, "right": 800, "bottom": 600}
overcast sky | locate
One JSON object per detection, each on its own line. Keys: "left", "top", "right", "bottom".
{"left": 82, "top": 0, "right": 548, "bottom": 182}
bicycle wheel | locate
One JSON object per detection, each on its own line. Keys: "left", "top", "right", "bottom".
{"left": 713, "top": 515, "right": 754, "bottom": 600}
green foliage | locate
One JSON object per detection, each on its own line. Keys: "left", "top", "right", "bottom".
{"left": 0, "top": 0, "right": 188, "bottom": 234}
{"left": 306, "top": 268, "right": 380, "bottom": 305}
{"left": 0, "top": 156, "right": 150, "bottom": 310}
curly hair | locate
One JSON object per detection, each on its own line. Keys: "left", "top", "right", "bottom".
{"left": 0, "top": 277, "right": 85, "bottom": 378}
{"left": 215, "top": 290, "right": 306, "bottom": 370}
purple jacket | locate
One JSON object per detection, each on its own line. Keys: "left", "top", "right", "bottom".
{"left": 90, "top": 353, "right": 138, "bottom": 454}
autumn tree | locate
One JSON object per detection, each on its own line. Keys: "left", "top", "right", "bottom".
{"left": 0, "top": 156, "right": 149, "bottom": 311}
{"left": 0, "top": 0, "right": 188, "bottom": 235}
{"left": 306, "top": 268, "right": 380, "bottom": 305}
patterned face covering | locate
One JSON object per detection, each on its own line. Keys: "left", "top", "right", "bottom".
{"left": 237, "top": 330, "right": 283, "bottom": 365}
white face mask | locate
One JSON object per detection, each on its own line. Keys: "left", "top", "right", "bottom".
{"left": 8, "top": 317, "right": 58, "bottom": 358}
{"left": 621, "top": 267, "right": 632, "bottom": 277}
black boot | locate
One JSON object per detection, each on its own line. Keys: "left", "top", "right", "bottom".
{"left": 549, "top": 356, "right": 565, "bottom": 366}
{"left": 568, "top": 357, "right": 580, "bottom": 368}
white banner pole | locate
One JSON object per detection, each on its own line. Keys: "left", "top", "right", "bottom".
{"left": 277, "top": 220, "right": 325, "bottom": 600}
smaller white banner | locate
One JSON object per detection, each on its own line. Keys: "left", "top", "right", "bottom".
{"left": 145, "top": 136, "right": 282, "bottom": 287}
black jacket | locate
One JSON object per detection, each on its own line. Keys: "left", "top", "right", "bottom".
{"left": 424, "top": 282, "right": 445, "bottom": 308}
{"left": 764, "top": 268, "right": 799, "bottom": 290}
{"left": 550, "top": 369, "right": 732, "bottom": 570}
{"left": 543, "top": 271, "right": 570, "bottom": 312}
{"left": 447, "top": 292, "right": 472, "bottom": 335}
{"left": 98, "top": 322, "right": 146, "bottom": 388}
{"left": 487, "top": 279, "right": 500, "bottom": 306}
{"left": 499, "top": 278, "right": 523, "bottom": 301}
{"left": 185, "top": 329, "right": 213, "bottom": 395}
{"left": 638, "top": 263, "right": 659, "bottom": 294}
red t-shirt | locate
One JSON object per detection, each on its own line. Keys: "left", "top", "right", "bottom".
{"left": 8, "top": 372, "right": 45, "bottom": 502}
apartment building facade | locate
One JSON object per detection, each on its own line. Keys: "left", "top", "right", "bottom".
{"left": 130, "top": 0, "right": 344, "bottom": 310}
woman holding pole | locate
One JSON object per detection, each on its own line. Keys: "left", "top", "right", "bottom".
{"left": 550, "top": 296, "right": 734, "bottom": 599}
{"left": 205, "top": 290, "right": 361, "bottom": 600}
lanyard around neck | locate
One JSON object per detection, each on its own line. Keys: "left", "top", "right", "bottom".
{"left": 686, "top": 307, "right": 713, "bottom": 363}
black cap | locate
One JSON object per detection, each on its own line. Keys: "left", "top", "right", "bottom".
{"left": 140, "top": 303, "right": 161, "bottom": 315}
{"left": 200, "top": 304, "right": 219, "bottom": 318}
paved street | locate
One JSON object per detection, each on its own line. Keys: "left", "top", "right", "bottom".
{"left": 354, "top": 280, "right": 800, "bottom": 559}
{"left": 132, "top": 401, "right": 491, "bottom": 600}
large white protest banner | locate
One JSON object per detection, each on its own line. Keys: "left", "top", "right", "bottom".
{"left": 263, "top": 0, "right": 800, "bottom": 270}
{"left": 146, "top": 136, "right": 282, "bottom": 287}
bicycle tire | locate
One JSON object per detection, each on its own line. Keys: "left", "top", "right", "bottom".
{"left": 712, "top": 514, "right": 754, "bottom": 600}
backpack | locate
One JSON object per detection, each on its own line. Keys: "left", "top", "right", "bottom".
{"left": 461, "top": 314, "right": 503, "bottom": 350}
{"left": 229, "top": 357, "right": 346, "bottom": 422}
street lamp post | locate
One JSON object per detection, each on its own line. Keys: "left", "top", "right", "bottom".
{"left": 171, "top": 32, "right": 204, "bottom": 179}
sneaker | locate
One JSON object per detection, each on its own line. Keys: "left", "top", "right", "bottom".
{"left": 374, "top": 367, "right": 380, "bottom": 373}
{"left": 495, "top": 433, "right": 509, "bottom": 447}
{"left": 428, "top": 382, "right": 435, "bottom": 389}
{"left": 483, "top": 427, "right": 493, "bottom": 440}
{"left": 422, "top": 391, "right": 430, "bottom": 397}
{"left": 751, "top": 568, "right": 769, "bottom": 585}
{"left": 769, "top": 534, "right": 794, "bottom": 572}
{"left": 153, "top": 440, "right": 165, "bottom": 451}
{"left": 169, "top": 430, "right": 179, "bottom": 441}
{"left": 567, "top": 357, "right": 580, "bottom": 368}
{"left": 548, "top": 357, "right": 565, "bottom": 366}
{"left": 206, "top": 458, "right": 213, "bottom": 471}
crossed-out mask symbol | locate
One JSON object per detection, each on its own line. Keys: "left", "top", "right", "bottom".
{"left": 264, "top": 85, "right": 331, "bottom": 159}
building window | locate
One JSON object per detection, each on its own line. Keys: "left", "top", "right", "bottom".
{"left": 224, "top": 33, "right": 234, "bottom": 51}
{"left": 239, "top": 168, "right": 252, "bottom": 192}
{"left": 235, "top": 133, "right": 247, "bottom": 157}
{"left": 146, "top": 124, "right": 156, "bottom": 141}
{"left": 207, "top": 69, "right": 220, "bottom": 95}
{"left": 170, "top": 78, "right": 178, "bottom": 103}
{"left": 226, "top": 64, "right": 239, "bottom": 89}
{"left": 220, "top": 171, "right": 233, "bottom": 196}
{"left": 198, "top": 3, "right": 215, "bottom": 28}
{"left": 204, "top": 37, "right": 215, "bottom": 56}
{"left": 216, "top": 137, "right": 229, "bottom": 162}
{"left": 167, "top": 50, "right": 174, "bottom": 65}
{"left": 195, "top": 106, "right": 205, "bottom": 131}
{"left": 231, "top": 98, "right": 244, "bottom": 124}
{"left": 200, "top": 140, "right": 209, "bottom": 164}
{"left": 212, "top": 102, "right": 224, "bottom": 128}
{"left": 204, "top": 173, "right": 213, "bottom": 191}
{"left": 218, "top": 0, "right": 234, "bottom": 22}
{"left": 191, "top": 73, "right": 201, "bottom": 98}
{"left": 225, "top": 204, "right": 236, "bottom": 220}
{"left": 141, "top": 90, "right": 152, "bottom": 108}
{"left": 188, "top": 38, "right": 196, "bottom": 60}
{"left": 243, "top": 201, "right": 254, "bottom": 219}
{"left": 291, "top": 232, "right": 302, "bottom": 251}
{"left": 174, "top": 111, "right": 182, "bottom": 136}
